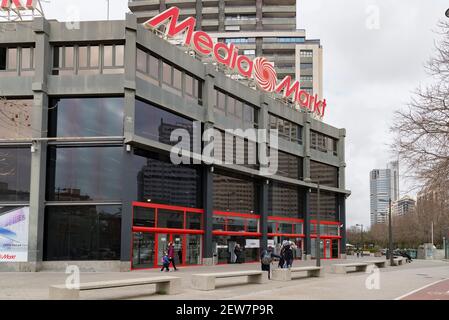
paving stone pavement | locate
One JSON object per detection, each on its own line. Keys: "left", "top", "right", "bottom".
{"left": 0, "top": 258, "right": 448, "bottom": 300}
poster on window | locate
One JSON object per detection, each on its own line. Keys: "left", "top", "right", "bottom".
{"left": 0, "top": 207, "right": 29, "bottom": 262}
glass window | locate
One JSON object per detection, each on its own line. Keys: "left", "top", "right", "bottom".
{"left": 115, "top": 45, "right": 124, "bottom": 67}
{"left": 186, "top": 234, "right": 202, "bottom": 265}
{"left": 310, "top": 190, "right": 338, "bottom": 221}
{"left": 226, "top": 216, "right": 246, "bottom": 232}
{"left": 132, "top": 232, "right": 155, "bottom": 268}
{"left": 149, "top": 54, "right": 159, "bottom": 80}
{"left": 103, "top": 45, "right": 113, "bottom": 67}
{"left": 0, "top": 148, "right": 31, "bottom": 202}
{"left": 278, "top": 223, "right": 292, "bottom": 234}
{"left": 64, "top": 47, "right": 74, "bottom": 68}
{"left": 216, "top": 90, "right": 226, "bottom": 112}
{"left": 173, "top": 67, "right": 182, "bottom": 91}
{"left": 213, "top": 216, "right": 226, "bottom": 231}
{"left": 44, "top": 205, "right": 121, "bottom": 261}
{"left": 90, "top": 46, "right": 99, "bottom": 67}
{"left": 135, "top": 99, "right": 194, "bottom": 147}
{"left": 133, "top": 206, "right": 155, "bottom": 227}
{"left": 0, "top": 99, "right": 33, "bottom": 139}
{"left": 0, "top": 48, "right": 6, "bottom": 70}
{"left": 185, "top": 74, "right": 194, "bottom": 96}
{"left": 53, "top": 46, "right": 61, "bottom": 68}
{"left": 162, "top": 62, "right": 172, "bottom": 85}
{"left": 277, "top": 151, "right": 302, "bottom": 180}
{"left": 157, "top": 208, "right": 184, "bottom": 229}
{"left": 48, "top": 97, "right": 124, "bottom": 137}
{"left": 213, "top": 171, "right": 257, "bottom": 213}
{"left": 137, "top": 48, "right": 147, "bottom": 73}
{"left": 7, "top": 48, "right": 17, "bottom": 70}
{"left": 186, "top": 212, "right": 202, "bottom": 230}
{"left": 247, "top": 219, "right": 258, "bottom": 233}
{"left": 79, "top": 46, "right": 88, "bottom": 68}
{"left": 268, "top": 182, "right": 301, "bottom": 218}
{"left": 21, "top": 47, "right": 32, "bottom": 69}
{"left": 46, "top": 146, "right": 123, "bottom": 201}
{"left": 310, "top": 161, "right": 339, "bottom": 188}
{"left": 129, "top": 149, "right": 202, "bottom": 208}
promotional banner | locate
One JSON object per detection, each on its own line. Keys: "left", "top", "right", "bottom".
{"left": 0, "top": 207, "right": 29, "bottom": 262}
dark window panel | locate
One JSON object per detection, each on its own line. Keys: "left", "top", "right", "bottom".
{"left": 310, "top": 160, "right": 339, "bottom": 188}
{"left": 133, "top": 206, "right": 155, "bottom": 228}
{"left": 46, "top": 146, "right": 123, "bottom": 202}
{"left": 268, "top": 182, "right": 302, "bottom": 219}
{"left": 48, "top": 97, "right": 124, "bottom": 137}
{"left": 44, "top": 205, "right": 121, "bottom": 261}
{"left": 0, "top": 47, "right": 6, "bottom": 70}
{"left": 0, "top": 148, "right": 31, "bottom": 202}
{"left": 309, "top": 190, "right": 338, "bottom": 221}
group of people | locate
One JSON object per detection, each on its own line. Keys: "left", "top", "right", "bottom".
{"left": 160, "top": 242, "right": 178, "bottom": 272}
{"left": 260, "top": 241, "right": 299, "bottom": 279}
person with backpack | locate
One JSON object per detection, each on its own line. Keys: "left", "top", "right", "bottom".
{"left": 160, "top": 251, "right": 170, "bottom": 272}
{"left": 260, "top": 246, "right": 281, "bottom": 280}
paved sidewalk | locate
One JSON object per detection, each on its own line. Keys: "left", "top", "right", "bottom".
{"left": 0, "top": 258, "right": 448, "bottom": 300}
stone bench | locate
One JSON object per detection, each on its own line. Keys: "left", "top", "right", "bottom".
{"left": 331, "top": 262, "right": 369, "bottom": 274}
{"left": 272, "top": 266, "right": 323, "bottom": 281}
{"left": 191, "top": 270, "right": 267, "bottom": 291}
{"left": 391, "top": 257, "right": 405, "bottom": 266}
{"left": 369, "top": 260, "right": 387, "bottom": 268}
{"left": 49, "top": 276, "right": 181, "bottom": 299}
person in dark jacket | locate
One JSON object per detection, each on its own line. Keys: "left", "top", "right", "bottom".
{"left": 234, "top": 244, "right": 243, "bottom": 264}
{"left": 284, "top": 242, "right": 294, "bottom": 268}
{"left": 167, "top": 242, "right": 178, "bottom": 271}
{"left": 260, "top": 246, "right": 281, "bottom": 280}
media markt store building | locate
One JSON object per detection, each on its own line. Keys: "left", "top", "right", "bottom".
{"left": 0, "top": 11, "right": 350, "bottom": 272}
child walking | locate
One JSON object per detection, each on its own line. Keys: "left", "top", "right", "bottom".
{"left": 160, "top": 251, "right": 170, "bottom": 272}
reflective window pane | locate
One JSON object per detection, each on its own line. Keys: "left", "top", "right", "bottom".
{"left": 78, "top": 46, "right": 88, "bottom": 68}
{"left": 162, "top": 62, "right": 172, "bottom": 85}
{"left": 0, "top": 148, "right": 31, "bottom": 202}
{"left": 157, "top": 208, "right": 183, "bottom": 229}
{"left": 268, "top": 182, "right": 301, "bottom": 219}
{"left": 64, "top": 47, "right": 74, "bottom": 68}
{"left": 90, "top": 46, "right": 99, "bottom": 67}
{"left": 46, "top": 146, "right": 123, "bottom": 201}
{"left": 48, "top": 97, "right": 124, "bottom": 137}
{"left": 132, "top": 232, "right": 155, "bottom": 268}
{"left": 44, "top": 205, "right": 121, "bottom": 261}
{"left": 128, "top": 149, "right": 202, "bottom": 208}
{"left": 226, "top": 216, "right": 246, "bottom": 232}
{"left": 0, "top": 48, "right": 6, "bottom": 70}
{"left": 103, "top": 45, "right": 113, "bottom": 67}
{"left": 115, "top": 45, "right": 124, "bottom": 66}
{"left": 213, "top": 171, "right": 256, "bottom": 213}
{"left": 135, "top": 99, "right": 193, "bottom": 147}
{"left": 0, "top": 99, "right": 33, "bottom": 139}
{"left": 133, "top": 206, "right": 155, "bottom": 227}
{"left": 7, "top": 48, "right": 17, "bottom": 70}
{"left": 173, "top": 67, "right": 182, "bottom": 91}
{"left": 137, "top": 48, "right": 147, "bottom": 73}
{"left": 186, "top": 212, "right": 202, "bottom": 230}
{"left": 21, "top": 47, "right": 31, "bottom": 69}
{"left": 310, "top": 161, "right": 339, "bottom": 188}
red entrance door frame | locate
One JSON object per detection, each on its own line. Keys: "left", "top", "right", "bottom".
{"left": 131, "top": 201, "right": 204, "bottom": 270}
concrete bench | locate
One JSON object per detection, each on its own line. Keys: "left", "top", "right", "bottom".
{"left": 191, "top": 270, "right": 267, "bottom": 291}
{"left": 49, "top": 276, "right": 181, "bottom": 299}
{"left": 272, "top": 266, "right": 323, "bottom": 281}
{"left": 391, "top": 257, "right": 405, "bottom": 266}
{"left": 369, "top": 260, "right": 387, "bottom": 268}
{"left": 331, "top": 262, "right": 369, "bottom": 274}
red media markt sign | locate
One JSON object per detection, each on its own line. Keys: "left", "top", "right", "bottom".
{"left": 143, "top": 6, "right": 327, "bottom": 118}
{"left": 0, "top": 0, "right": 37, "bottom": 11}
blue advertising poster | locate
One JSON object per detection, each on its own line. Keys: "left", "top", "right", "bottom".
{"left": 0, "top": 207, "right": 29, "bottom": 262}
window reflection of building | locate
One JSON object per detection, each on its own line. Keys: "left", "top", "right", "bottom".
{"left": 213, "top": 172, "right": 256, "bottom": 213}
{"left": 135, "top": 151, "right": 201, "bottom": 208}
{"left": 0, "top": 148, "right": 31, "bottom": 202}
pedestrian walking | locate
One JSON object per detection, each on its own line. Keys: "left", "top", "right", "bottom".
{"left": 167, "top": 242, "right": 178, "bottom": 271}
{"left": 284, "top": 241, "right": 294, "bottom": 268}
{"left": 234, "top": 244, "right": 243, "bottom": 264}
{"left": 160, "top": 251, "right": 170, "bottom": 272}
{"left": 260, "top": 246, "right": 281, "bottom": 280}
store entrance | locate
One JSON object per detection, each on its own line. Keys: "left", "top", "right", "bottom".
{"left": 311, "top": 238, "right": 340, "bottom": 260}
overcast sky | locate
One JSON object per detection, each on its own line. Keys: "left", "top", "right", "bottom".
{"left": 40, "top": 0, "right": 449, "bottom": 228}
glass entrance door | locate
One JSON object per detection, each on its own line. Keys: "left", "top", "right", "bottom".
{"left": 157, "top": 233, "right": 169, "bottom": 266}
{"left": 172, "top": 234, "right": 183, "bottom": 265}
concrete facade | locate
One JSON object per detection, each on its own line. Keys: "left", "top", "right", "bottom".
{"left": 0, "top": 15, "right": 349, "bottom": 272}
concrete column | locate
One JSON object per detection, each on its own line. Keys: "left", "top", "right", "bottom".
{"left": 339, "top": 194, "right": 347, "bottom": 257}
{"left": 256, "top": 0, "right": 263, "bottom": 30}
{"left": 259, "top": 181, "right": 269, "bottom": 252}
{"left": 218, "top": 0, "right": 225, "bottom": 32}
{"left": 303, "top": 113, "right": 311, "bottom": 182}
{"left": 338, "top": 128, "right": 346, "bottom": 189}
{"left": 195, "top": 0, "right": 203, "bottom": 31}
{"left": 202, "top": 68, "right": 216, "bottom": 266}
{"left": 25, "top": 17, "right": 51, "bottom": 272}
{"left": 303, "top": 188, "right": 312, "bottom": 259}
{"left": 119, "top": 13, "right": 138, "bottom": 271}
